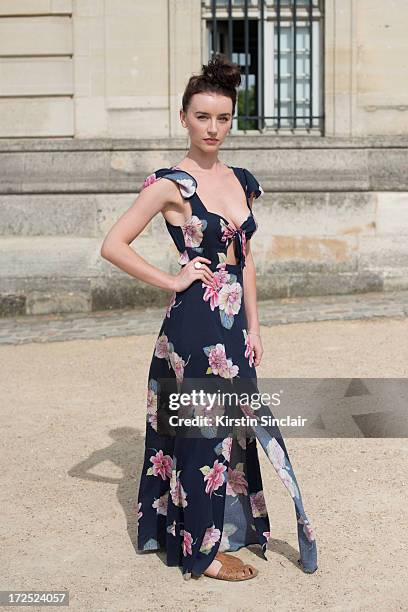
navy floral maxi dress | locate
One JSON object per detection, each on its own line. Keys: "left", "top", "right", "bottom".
{"left": 136, "top": 166, "right": 318, "bottom": 579}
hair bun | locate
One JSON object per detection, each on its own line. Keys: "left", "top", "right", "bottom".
{"left": 201, "top": 53, "right": 241, "bottom": 91}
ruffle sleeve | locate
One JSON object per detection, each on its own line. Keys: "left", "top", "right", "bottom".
{"left": 141, "top": 168, "right": 197, "bottom": 199}
{"left": 243, "top": 168, "right": 264, "bottom": 200}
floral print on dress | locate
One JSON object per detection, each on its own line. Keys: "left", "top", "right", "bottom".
{"left": 298, "top": 516, "right": 315, "bottom": 542}
{"left": 177, "top": 249, "right": 190, "bottom": 265}
{"left": 152, "top": 492, "right": 169, "bottom": 515}
{"left": 218, "top": 279, "right": 242, "bottom": 328}
{"left": 170, "top": 469, "right": 188, "bottom": 508}
{"left": 200, "top": 459, "right": 227, "bottom": 496}
{"left": 249, "top": 490, "right": 268, "bottom": 518}
{"left": 203, "top": 343, "right": 239, "bottom": 379}
{"left": 182, "top": 216, "right": 207, "bottom": 248}
{"left": 219, "top": 522, "right": 239, "bottom": 552}
{"left": 166, "top": 291, "right": 182, "bottom": 317}
{"left": 136, "top": 502, "right": 143, "bottom": 527}
{"left": 213, "top": 436, "right": 233, "bottom": 462}
{"left": 146, "top": 378, "right": 158, "bottom": 431}
{"left": 199, "top": 525, "right": 221, "bottom": 554}
{"left": 266, "top": 438, "right": 300, "bottom": 499}
{"left": 154, "top": 333, "right": 190, "bottom": 383}
{"left": 226, "top": 463, "right": 248, "bottom": 497}
{"left": 180, "top": 529, "right": 193, "bottom": 556}
{"left": 142, "top": 170, "right": 196, "bottom": 199}
{"left": 146, "top": 449, "right": 172, "bottom": 480}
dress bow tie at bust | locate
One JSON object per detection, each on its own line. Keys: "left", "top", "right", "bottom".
{"left": 221, "top": 224, "right": 248, "bottom": 270}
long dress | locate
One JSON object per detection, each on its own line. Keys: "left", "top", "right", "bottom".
{"left": 135, "top": 165, "right": 318, "bottom": 579}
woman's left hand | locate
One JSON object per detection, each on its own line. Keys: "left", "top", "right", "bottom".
{"left": 248, "top": 332, "right": 264, "bottom": 367}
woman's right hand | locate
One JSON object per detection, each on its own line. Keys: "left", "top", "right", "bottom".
{"left": 172, "top": 256, "right": 215, "bottom": 292}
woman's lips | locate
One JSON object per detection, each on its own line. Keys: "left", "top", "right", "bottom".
{"left": 204, "top": 138, "right": 219, "bottom": 144}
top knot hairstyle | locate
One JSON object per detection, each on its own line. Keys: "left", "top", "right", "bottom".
{"left": 182, "top": 53, "right": 242, "bottom": 116}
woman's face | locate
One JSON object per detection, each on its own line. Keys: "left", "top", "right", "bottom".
{"left": 180, "top": 92, "right": 233, "bottom": 152}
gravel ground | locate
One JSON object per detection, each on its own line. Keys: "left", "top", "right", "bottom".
{"left": 1, "top": 315, "right": 407, "bottom": 611}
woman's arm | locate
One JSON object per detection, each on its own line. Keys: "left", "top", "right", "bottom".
{"left": 100, "top": 178, "right": 214, "bottom": 294}
{"left": 100, "top": 178, "right": 178, "bottom": 293}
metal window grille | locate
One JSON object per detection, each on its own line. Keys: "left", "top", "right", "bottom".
{"left": 201, "top": 0, "right": 325, "bottom": 134}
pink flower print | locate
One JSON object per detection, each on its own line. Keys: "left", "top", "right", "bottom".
{"left": 266, "top": 438, "right": 285, "bottom": 471}
{"left": 136, "top": 502, "right": 143, "bottom": 526}
{"left": 154, "top": 334, "right": 169, "bottom": 359}
{"left": 218, "top": 281, "right": 242, "bottom": 317}
{"left": 298, "top": 517, "right": 315, "bottom": 542}
{"left": 180, "top": 529, "right": 193, "bottom": 556}
{"left": 221, "top": 436, "right": 233, "bottom": 462}
{"left": 200, "top": 525, "right": 221, "bottom": 554}
{"left": 279, "top": 468, "right": 296, "bottom": 498}
{"left": 146, "top": 387, "right": 157, "bottom": 431}
{"left": 166, "top": 291, "right": 176, "bottom": 317}
{"left": 201, "top": 459, "right": 227, "bottom": 496}
{"left": 149, "top": 449, "right": 172, "bottom": 480}
{"left": 177, "top": 249, "right": 190, "bottom": 265}
{"left": 249, "top": 490, "right": 267, "bottom": 518}
{"left": 220, "top": 221, "right": 237, "bottom": 243}
{"left": 182, "top": 215, "right": 204, "bottom": 248}
{"left": 214, "top": 267, "right": 230, "bottom": 285}
{"left": 169, "top": 350, "right": 185, "bottom": 383}
{"left": 202, "top": 282, "right": 220, "bottom": 311}
{"left": 143, "top": 173, "right": 157, "bottom": 188}
{"left": 226, "top": 465, "right": 248, "bottom": 497}
{"left": 170, "top": 470, "right": 188, "bottom": 508}
{"left": 205, "top": 343, "right": 239, "bottom": 378}
{"left": 207, "top": 343, "right": 228, "bottom": 375}
{"left": 152, "top": 492, "right": 169, "bottom": 516}
{"left": 239, "top": 402, "right": 258, "bottom": 422}
{"left": 194, "top": 398, "right": 224, "bottom": 421}
{"left": 201, "top": 267, "right": 230, "bottom": 308}
{"left": 222, "top": 358, "right": 239, "bottom": 379}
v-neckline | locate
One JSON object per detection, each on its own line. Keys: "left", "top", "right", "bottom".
{"left": 170, "top": 164, "right": 252, "bottom": 231}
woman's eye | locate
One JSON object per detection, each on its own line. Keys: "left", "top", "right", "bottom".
{"left": 197, "top": 116, "right": 229, "bottom": 121}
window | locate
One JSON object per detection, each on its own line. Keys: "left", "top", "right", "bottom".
{"left": 202, "top": 0, "right": 325, "bottom": 134}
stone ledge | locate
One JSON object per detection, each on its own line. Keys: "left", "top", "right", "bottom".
{"left": 4, "top": 270, "right": 408, "bottom": 318}
{"left": 0, "top": 135, "right": 408, "bottom": 152}
{"left": 2, "top": 146, "right": 408, "bottom": 193}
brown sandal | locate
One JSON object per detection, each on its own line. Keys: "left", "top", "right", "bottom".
{"left": 202, "top": 552, "right": 258, "bottom": 581}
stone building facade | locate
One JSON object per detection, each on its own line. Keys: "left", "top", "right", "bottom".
{"left": 0, "top": 0, "right": 407, "bottom": 316}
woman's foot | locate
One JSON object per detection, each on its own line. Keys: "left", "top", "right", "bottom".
{"left": 203, "top": 552, "right": 258, "bottom": 581}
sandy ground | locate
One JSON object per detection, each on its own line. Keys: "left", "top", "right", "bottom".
{"left": 1, "top": 317, "right": 408, "bottom": 612}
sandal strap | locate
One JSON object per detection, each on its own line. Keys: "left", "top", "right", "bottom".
{"left": 215, "top": 558, "right": 258, "bottom": 581}
{"left": 215, "top": 552, "right": 245, "bottom": 566}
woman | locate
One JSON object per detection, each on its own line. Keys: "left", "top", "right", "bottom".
{"left": 100, "top": 53, "right": 318, "bottom": 581}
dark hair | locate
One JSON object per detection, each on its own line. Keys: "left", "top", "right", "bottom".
{"left": 182, "top": 53, "right": 241, "bottom": 116}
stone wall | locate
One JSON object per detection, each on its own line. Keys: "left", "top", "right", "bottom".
{"left": 1, "top": 136, "right": 407, "bottom": 316}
